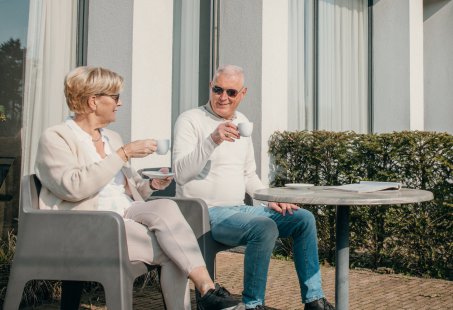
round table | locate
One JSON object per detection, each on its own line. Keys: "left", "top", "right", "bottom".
{"left": 254, "top": 186, "right": 433, "bottom": 310}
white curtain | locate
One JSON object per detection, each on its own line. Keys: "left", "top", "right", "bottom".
{"left": 173, "top": 0, "right": 200, "bottom": 119}
{"left": 22, "top": 0, "right": 77, "bottom": 175}
{"left": 318, "top": 0, "right": 368, "bottom": 132}
{"left": 288, "top": 0, "right": 315, "bottom": 131}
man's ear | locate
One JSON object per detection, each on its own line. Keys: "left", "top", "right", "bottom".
{"left": 242, "top": 87, "right": 248, "bottom": 96}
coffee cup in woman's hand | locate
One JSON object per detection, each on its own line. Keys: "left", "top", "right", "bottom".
{"left": 156, "top": 139, "right": 170, "bottom": 155}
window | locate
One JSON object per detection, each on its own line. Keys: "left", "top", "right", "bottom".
{"left": 0, "top": 0, "right": 30, "bottom": 238}
{"left": 172, "top": 0, "right": 216, "bottom": 127}
{"left": 289, "top": 0, "right": 370, "bottom": 133}
{"left": 0, "top": 0, "right": 82, "bottom": 237}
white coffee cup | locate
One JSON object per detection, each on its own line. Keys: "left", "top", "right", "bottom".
{"left": 238, "top": 122, "right": 253, "bottom": 137}
{"left": 156, "top": 139, "right": 170, "bottom": 155}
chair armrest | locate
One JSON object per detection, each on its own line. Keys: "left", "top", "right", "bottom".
{"left": 16, "top": 209, "right": 130, "bottom": 264}
{"left": 149, "top": 196, "right": 210, "bottom": 238}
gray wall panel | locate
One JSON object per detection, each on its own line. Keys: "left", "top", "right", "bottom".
{"left": 87, "top": 0, "right": 133, "bottom": 142}
{"left": 372, "top": 0, "right": 411, "bottom": 132}
{"left": 424, "top": 0, "right": 453, "bottom": 133}
{"left": 219, "top": 0, "right": 263, "bottom": 176}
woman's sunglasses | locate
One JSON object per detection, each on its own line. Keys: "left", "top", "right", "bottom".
{"left": 95, "top": 93, "right": 120, "bottom": 103}
{"left": 211, "top": 85, "right": 243, "bottom": 98}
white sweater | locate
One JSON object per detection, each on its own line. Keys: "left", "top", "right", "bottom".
{"left": 172, "top": 105, "right": 265, "bottom": 207}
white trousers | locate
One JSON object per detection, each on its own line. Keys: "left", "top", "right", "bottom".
{"left": 123, "top": 199, "right": 205, "bottom": 310}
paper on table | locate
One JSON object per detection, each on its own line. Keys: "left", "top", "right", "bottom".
{"left": 328, "top": 181, "right": 402, "bottom": 193}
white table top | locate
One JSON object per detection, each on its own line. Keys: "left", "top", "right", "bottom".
{"left": 254, "top": 186, "right": 434, "bottom": 206}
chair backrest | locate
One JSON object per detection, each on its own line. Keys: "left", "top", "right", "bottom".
{"left": 19, "top": 175, "right": 41, "bottom": 218}
{"left": 32, "top": 174, "right": 42, "bottom": 196}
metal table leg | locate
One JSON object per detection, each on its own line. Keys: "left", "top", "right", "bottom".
{"left": 335, "top": 205, "right": 350, "bottom": 310}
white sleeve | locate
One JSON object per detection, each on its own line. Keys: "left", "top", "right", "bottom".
{"left": 172, "top": 114, "right": 217, "bottom": 185}
{"left": 244, "top": 138, "right": 266, "bottom": 197}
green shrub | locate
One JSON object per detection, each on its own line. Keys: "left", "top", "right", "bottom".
{"left": 268, "top": 130, "right": 452, "bottom": 279}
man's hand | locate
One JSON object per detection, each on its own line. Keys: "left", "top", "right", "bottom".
{"left": 268, "top": 202, "right": 300, "bottom": 216}
{"left": 150, "top": 167, "right": 173, "bottom": 190}
{"left": 210, "top": 122, "right": 240, "bottom": 145}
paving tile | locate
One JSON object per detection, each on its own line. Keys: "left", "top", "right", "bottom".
{"left": 25, "top": 252, "right": 453, "bottom": 310}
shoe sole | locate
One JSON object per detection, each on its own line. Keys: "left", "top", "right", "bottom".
{"left": 222, "top": 303, "right": 246, "bottom": 310}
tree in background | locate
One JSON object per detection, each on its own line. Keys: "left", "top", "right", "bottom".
{"left": 0, "top": 38, "right": 25, "bottom": 137}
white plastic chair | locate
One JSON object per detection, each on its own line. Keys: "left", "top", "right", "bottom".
{"left": 4, "top": 175, "right": 231, "bottom": 309}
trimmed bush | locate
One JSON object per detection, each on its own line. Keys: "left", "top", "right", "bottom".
{"left": 268, "top": 130, "right": 452, "bottom": 279}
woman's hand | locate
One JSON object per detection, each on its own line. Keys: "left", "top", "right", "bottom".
{"left": 150, "top": 167, "right": 173, "bottom": 190}
{"left": 118, "top": 139, "right": 157, "bottom": 161}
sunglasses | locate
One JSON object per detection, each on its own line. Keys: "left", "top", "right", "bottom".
{"left": 95, "top": 93, "right": 120, "bottom": 103}
{"left": 211, "top": 85, "right": 243, "bottom": 98}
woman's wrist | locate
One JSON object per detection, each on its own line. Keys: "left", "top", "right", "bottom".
{"left": 118, "top": 145, "right": 129, "bottom": 162}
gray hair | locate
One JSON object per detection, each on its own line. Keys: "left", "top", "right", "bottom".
{"left": 212, "top": 64, "right": 245, "bottom": 86}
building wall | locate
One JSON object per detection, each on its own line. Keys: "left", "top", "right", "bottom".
{"left": 373, "top": 0, "right": 452, "bottom": 134}
{"left": 218, "top": 0, "right": 289, "bottom": 185}
{"left": 85, "top": 0, "right": 452, "bottom": 179}
{"left": 130, "top": 0, "right": 173, "bottom": 170}
{"left": 87, "top": 0, "right": 134, "bottom": 142}
{"left": 260, "top": 0, "right": 289, "bottom": 184}
{"left": 218, "top": 0, "right": 264, "bottom": 177}
{"left": 372, "top": 0, "right": 412, "bottom": 132}
{"left": 87, "top": 0, "right": 173, "bottom": 171}
{"left": 423, "top": 0, "right": 453, "bottom": 133}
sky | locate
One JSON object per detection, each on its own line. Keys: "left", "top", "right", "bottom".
{"left": 0, "top": 0, "right": 30, "bottom": 47}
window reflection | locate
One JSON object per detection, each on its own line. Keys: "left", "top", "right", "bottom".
{"left": 0, "top": 0, "right": 29, "bottom": 239}
{"left": 0, "top": 38, "right": 25, "bottom": 137}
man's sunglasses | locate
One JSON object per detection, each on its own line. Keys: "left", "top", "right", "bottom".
{"left": 95, "top": 93, "right": 120, "bottom": 103}
{"left": 211, "top": 85, "right": 243, "bottom": 98}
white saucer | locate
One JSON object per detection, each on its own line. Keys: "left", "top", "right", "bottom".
{"left": 142, "top": 171, "right": 174, "bottom": 179}
{"left": 284, "top": 183, "right": 314, "bottom": 190}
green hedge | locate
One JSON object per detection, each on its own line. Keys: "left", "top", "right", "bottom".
{"left": 268, "top": 130, "right": 452, "bottom": 279}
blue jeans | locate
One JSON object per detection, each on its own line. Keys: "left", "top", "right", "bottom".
{"left": 209, "top": 205, "right": 324, "bottom": 308}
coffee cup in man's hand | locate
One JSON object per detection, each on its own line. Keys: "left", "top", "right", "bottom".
{"left": 238, "top": 122, "right": 253, "bottom": 137}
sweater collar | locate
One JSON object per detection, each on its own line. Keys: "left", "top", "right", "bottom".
{"left": 204, "top": 101, "right": 237, "bottom": 121}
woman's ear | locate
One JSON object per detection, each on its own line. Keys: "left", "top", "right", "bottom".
{"left": 87, "top": 95, "right": 97, "bottom": 111}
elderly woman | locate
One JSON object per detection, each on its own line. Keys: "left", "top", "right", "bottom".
{"left": 34, "top": 66, "right": 243, "bottom": 310}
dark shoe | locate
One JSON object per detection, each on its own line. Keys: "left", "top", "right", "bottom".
{"left": 304, "top": 298, "right": 335, "bottom": 310}
{"left": 197, "top": 284, "right": 245, "bottom": 310}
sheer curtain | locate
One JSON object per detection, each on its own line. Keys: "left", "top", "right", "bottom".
{"left": 172, "top": 0, "right": 200, "bottom": 127}
{"left": 22, "top": 0, "right": 77, "bottom": 175}
{"left": 288, "top": 0, "right": 315, "bottom": 131}
{"left": 318, "top": 0, "right": 368, "bottom": 132}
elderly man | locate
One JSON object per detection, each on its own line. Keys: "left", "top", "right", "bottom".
{"left": 173, "top": 65, "right": 334, "bottom": 310}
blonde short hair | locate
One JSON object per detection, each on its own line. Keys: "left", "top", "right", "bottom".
{"left": 64, "top": 66, "right": 124, "bottom": 114}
